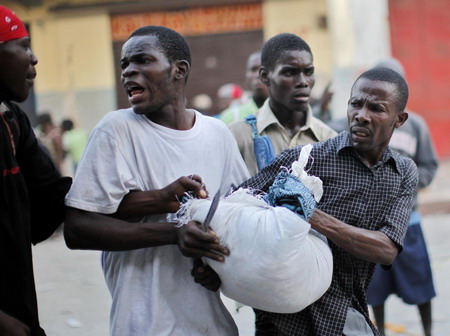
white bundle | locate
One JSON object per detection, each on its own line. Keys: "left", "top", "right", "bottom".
{"left": 181, "top": 145, "right": 333, "bottom": 314}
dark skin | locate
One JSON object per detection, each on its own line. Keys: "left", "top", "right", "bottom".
{"left": 120, "top": 35, "right": 194, "bottom": 129}
{"left": 0, "top": 34, "right": 38, "bottom": 336}
{"left": 114, "top": 174, "right": 207, "bottom": 219}
{"left": 260, "top": 49, "right": 315, "bottom": 138}
{"left": 309, "top": 209, "right": 398, "bottom": 265}
{"left": 0, "top": 36, "right": 37, "bottom": 103}
{"left": 64, "top": 34, "right": 225, "bottom": 291}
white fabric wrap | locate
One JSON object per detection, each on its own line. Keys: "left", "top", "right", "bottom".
{"left": 185, "top": 189, "right": 333, "bottom": 314}
{"left": 291, "top": 144, "right": 324, "bottom": 202}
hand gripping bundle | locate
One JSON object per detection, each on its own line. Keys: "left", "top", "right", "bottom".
{"left": 176, "top": 145, "right": 332, "bottom": 313}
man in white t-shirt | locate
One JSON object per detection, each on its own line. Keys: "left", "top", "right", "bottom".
{"left": 64, "top": 26, "right": 249, "bottom": 336}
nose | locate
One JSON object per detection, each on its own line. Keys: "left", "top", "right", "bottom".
{"left": 296, "top": 73, "right": 308, "bottom": 88}
{"left": 29, "top": 49, "right": 38, "bottom": 66}
{"left": 355, "top": 107, "right": 370, "bottom": 123}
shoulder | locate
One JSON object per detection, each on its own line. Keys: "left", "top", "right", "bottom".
{"left": 392, "top": 151, "right": 419, "bottom": 184}
{"left": 312, "top": 136, "right": 336, "bottom": 153}
{"left": 4, "top": 101, "right": 29, "bottom": 123}
{"left": 228, "top": 119, "right": 253, "bottom": 145}
{"left": 310, "top": 116, "right": 338, "bottom": 141}
{"left": 94, "top": 108, "right": 136, "bottom": 132}
{"left": 98, "top": 108, "right": 135, "bottom": 124}
{"left": 309, "top": 132, "right": 344, "bottom": 161}
{"left": 229, "top": 119, "right": 250, "bottom": 133}
{"left": 196, "top": 111, "right": 238, "bottom": 141}
{"left": 3, "top": 102, "right": 34, "bottom": 137}
{"left": 198, "top": 111, "right": 228, "bottom": 131}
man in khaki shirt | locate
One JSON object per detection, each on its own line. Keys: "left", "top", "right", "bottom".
{"left": 230, "top": 33, "right": 336, "bottom": 176}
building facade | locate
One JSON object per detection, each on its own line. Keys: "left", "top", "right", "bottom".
{"left": 5, "top": 0, "right": 450, "bottom": 157}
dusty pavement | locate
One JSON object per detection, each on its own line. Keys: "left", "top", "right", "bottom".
{"left": 32, "top": 160, "right": 450, "bottom": 336}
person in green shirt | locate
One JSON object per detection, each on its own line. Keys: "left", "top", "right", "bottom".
{"left": 61, "top": 119, "right": 88, "bottom": 173}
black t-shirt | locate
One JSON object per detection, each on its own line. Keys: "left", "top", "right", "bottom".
{"left": 0, "top": 102, "right": 72, "bottom": 335}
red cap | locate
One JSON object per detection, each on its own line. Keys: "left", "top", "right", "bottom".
{"left": 0, "top": 6, "right": 28, "bottom": 43}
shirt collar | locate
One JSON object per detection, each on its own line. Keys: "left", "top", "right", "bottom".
{"left": 337, "top": 131, "right": 400, "bottom": 171}
{"left": 255, "top": 99, "right": 317, "bottom": 136}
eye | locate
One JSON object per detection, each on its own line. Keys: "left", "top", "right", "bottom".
{"left": 370, "top": 104, "right": 384, "bottom": 112}
{"left": 305, "top": 68, "right": 314, "bottom": 76}
{"left": 138, "top": 56, "right": 153, "bottom": 65}
{"left": 374, "top": 107, "right": 384, "bottom": 112}
{"left": 284, "top": 70, "right": 295, "bottom": 76}
{"left": 20, "top": 40, "right": 31, "bottom": 50}
{"left": 120, "top": 62, "right": 128, "bottom": 70}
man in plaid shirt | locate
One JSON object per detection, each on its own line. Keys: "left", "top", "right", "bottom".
{"left": 240, "top": 67, "right": 418, "bottom": 335}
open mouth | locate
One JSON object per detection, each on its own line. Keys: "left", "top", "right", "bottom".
{"left": 351, "top": 126, "right": 370, "bottom": 139}
{"left": 127, "top": 85, "right": 145, "bottom": 97}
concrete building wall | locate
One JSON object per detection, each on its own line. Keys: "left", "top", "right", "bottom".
{"left": 5, "top": 0, "right": 392, "bottom": 131}
{"left": 33, "top": 12, "right": 116, "bottom": 131}
{"left": 4, "top": 1, "right": 116, "bottom": 132}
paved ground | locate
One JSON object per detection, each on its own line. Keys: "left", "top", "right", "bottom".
{"left": 32, "top": 160, "right": 450, "bottom": 336}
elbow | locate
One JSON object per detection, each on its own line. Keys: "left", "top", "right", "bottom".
{"left": 63, "top": 220, "right": 81, "bottom": 250}
{"left": 371, "top": 232, "right": 399, "bottom": 266}
{"left": 63, "top": 208, "right": 86, "bottom": 250}
{"left": 379, "top": 254, "right": 396, "bottom": 266}
{"left": 378, "top": 245, "right": 399, "bottom": 266}
{"left": 63, "top": 226, "right": 77, "bottom": 250}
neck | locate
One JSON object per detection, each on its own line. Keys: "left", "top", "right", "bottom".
{"left": 146, "top": 101, "right": 195, "bottom": 130}
{"left": 270, "top": 100, "right": 308, "bottom": 127}
{"left": 253, "top": 94, "right": 267, "bottom": 108}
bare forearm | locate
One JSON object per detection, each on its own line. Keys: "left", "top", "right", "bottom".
{"left": 64, "top": 207, "right": 228, "bottom": 263}
{"left": 114, "top": 175, "right": 208, "bottom": 219}
{"left": 64, "top": 207, "right": 176, "bottom": 251}
{"left": 309, "top": 209, "right": 398, "bottom": 265}
{"left": 114, "top": 190, "right": 176, "bottom": 219}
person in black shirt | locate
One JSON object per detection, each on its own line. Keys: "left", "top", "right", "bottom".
{"left": 240, "top": 67, "right": 418, "bottom": 335}
{"left": 0, "top": 6, "right": 71, "bottom": 336}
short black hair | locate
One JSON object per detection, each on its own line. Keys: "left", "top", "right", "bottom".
{"left": 37, "top": 112, "right": 53, "bottom": 125}
{"left": 356, "top": 67, "right": 409, "bottom": 112}
{"left": 261, "top": 33, "right": 312, "bottom": 71}
{"left": 61, "top": 119, "right": 74, "bottom": 131}
{"left": 129, "top": 26, "right": 191, "bottom": 66}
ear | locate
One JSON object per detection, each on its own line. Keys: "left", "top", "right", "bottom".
{"left": 394, "top": 110, "right": 408, "bottom": 128}
{"left": 173, "top": 60, "right": 190, "bottom": 81}
{"left": 259, "top": 66, "right": 270, "bottom": 86}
